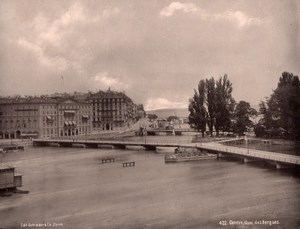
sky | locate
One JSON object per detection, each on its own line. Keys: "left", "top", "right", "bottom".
{"left": 0, "top": 0, "right": 299, "bottom": 110}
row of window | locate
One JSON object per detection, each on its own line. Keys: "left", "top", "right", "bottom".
{"left": 0, "top": 119, "right": 37, "bottom": 123}
{"left": 0, "top": 123, "right": 38, "bottom": 129}
{"left": 93, "top": 122, "right": 124, "bottom": 128}
{"left": 93, "top": 116, "right": 124, "bottom": 121}
{"left": 92, "top": 98, "right": 124, "bottom": 102}
{"left": 42, "top": 105, "right": 91, "bottom": 110}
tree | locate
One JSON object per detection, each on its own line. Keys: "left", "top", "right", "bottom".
{"left": 167, "top": 115, "right": 179, "bottom": 122}
{"left": 188, "top": 80, "right": 207, "bottom": 137}
{"left": 272, "top": 72, "right": 300, "bottom": 139}
{"left": 205, "top": 77, "right": 216, "bottom": 136}
{"left": 147, "top": 114, "right": 158, "bottom": 121}
{"left": 233, "top": 101, "right": 257, "bottom": 136}
{"left": 214, "top": 75, "right": 235, "bottom": 136}
{"left": 257, "top": 72, "right": 300, "bottom": 140}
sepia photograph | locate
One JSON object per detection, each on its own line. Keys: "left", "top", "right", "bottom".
{"left": 0, "top": 0, "right": 299, "bottom": 228}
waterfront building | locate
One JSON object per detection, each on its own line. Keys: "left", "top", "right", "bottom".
{"left": 56, "top": 98, "right": 92, "bottom": 138}
{"left": 89, "top": 89, "right": 138, "bottom": 131}
{"left": 0, "top": 96, "right": 92, "bottom": 139}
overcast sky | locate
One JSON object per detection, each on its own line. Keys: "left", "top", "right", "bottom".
{"left": 0, "top": 0, "right": 299, "bottom": 110}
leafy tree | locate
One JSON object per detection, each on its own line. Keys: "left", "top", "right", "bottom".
{"left": 214, "top": 75, "right": 235, "bottom": 136}
{"left": 258, "top": 72, "right": 300, "bottom": 140}
{"left": 147, "top": 114, "right": 158, "bottom": 121}
{"left": 273, "top": 72, "right": 300, "bottom": 139}
{"left": 233, "top": 101, "right": 257, "bottom": 135}
{"left": 167, "top": 115, "right": 179, "bottom": 122}
{"left": 188, "top": 80, "right": 207, "bottom": 137}
{"left": 205, "top": 77, "right": 216, "bottom": 136}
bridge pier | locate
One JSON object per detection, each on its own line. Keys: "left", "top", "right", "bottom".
{"left": 217, "top": 152, "right": 224, "bottom": 159}
{"left": 243, "top": 157, "right": 259, "bottom": 163}
{"left": 33, "top": 142, "right": 49, "bottom": 147}
{"left": 58, "top": 142, "right": 73, "bottom": 147}
{"left": 113, "top": 144, "right": 127, "bottom": 150}
{"left": 72, "top": 143, "right": 86, "bottom": 148}
{"left": 143, "top": 145, "right": 157, "bottom": 151}
{"left": 85, "top": 143, "right": 99, "bottom": 148}
{"left": 275, "top": 162, "right": 290, "bottom": 169}
{"left": 99, "top": 145, "right": 114, "bottom": 149}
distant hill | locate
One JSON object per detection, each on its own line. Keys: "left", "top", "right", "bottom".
{"left": 146, "top": 108, "right": 189, "bottom": 118}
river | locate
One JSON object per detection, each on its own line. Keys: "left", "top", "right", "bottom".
{"left": 0, "top": 137, "right": 299, "bottom": 228}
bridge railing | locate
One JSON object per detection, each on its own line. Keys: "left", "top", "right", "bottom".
{"left": 197, "top": 143, "right": 300, "bottom": 165}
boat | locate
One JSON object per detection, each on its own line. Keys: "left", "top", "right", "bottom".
{"left": 165, "top": 147, "right": 217, "bottom": 163}
{"left": 0, "top": 145, "right": 25, "bottom": 153}
{"left": 0, "top": 164, "right": 22, "bottom": 191}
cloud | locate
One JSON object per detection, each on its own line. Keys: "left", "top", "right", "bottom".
{"left": 160, "top": 2, "right": 198, "bottom": 17}
{"left": 16, "top": 2, "right": 105, "bottom": 75}
{"left": 60, "top": 3, "right": 85, "bottom": 26}
{"left": 215, "top": 10, "right": 262, "bottom": 28}
{"left": 102, "top": 7, "right": 120, "bottom": 18}
{"left": 145, "top": 97, "right": 187, "bottom": 110}
{"left": 92, "top": 72, "right": 128, "bottom": 90}
{"left": 38, "top": 3, "right": 86, "bottom": 45}
{"left": 17, "top": 38, "right": 68, "bottom": 70}
{"left": 160, "top": 2, "right": 262, "bottom": 28}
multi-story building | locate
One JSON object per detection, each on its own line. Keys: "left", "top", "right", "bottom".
{"left": 0, "top": 97, "right": 45, "bottom": 139}
{"left": 89, "top": 89, "right": 138, "bottom": 131}
{"left": 56, "top": 98, "right": 92, "bottom": 138}
{"left": 0, "top": 96, "right": 92, "bottom": 139}
{"left": 0, "top": 89, "right": 139, "bottom": 138}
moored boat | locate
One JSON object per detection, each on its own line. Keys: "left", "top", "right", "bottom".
{"left": 165, "top": 147, "right": 217, "bottom": 163}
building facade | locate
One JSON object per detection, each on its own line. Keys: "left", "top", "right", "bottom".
{"left": 57, "top": 98, "right": 92, "bottom": 138}
{"left": 0, "top": 97, "right": 92, "bottom": 139}
{"left": 89, "top": 90, "right": 137, "bottom": 131}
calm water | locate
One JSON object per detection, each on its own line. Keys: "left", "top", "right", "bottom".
{"left": 0, "top": 141, "right": 300, "bottom": 228}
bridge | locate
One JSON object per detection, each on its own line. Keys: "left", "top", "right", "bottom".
{"left": 33, "top": 139, "right": 186, "bottom": 150}
{"left": 32, "top": 138, "right": 300, "bottom": 169}
{"left": 146, "top": 128, "right": 198, "bottom": 135}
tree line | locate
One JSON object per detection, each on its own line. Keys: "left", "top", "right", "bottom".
{"left": 188, "top": 72, "right": 300, "bottom": 140}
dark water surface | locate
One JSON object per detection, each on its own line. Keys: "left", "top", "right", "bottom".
{"left": 0, "top": 143, "right": 299, "bottom": 229}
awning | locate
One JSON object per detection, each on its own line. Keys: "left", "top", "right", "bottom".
{"left": 82, "top": 115, "right": 89, "bottom": 119}
{"left": 64, "top": 121, "right": 69, "bottom": 126}
{"left": 72, "top": 121, "right": 76, "bottom": 126}
{"left": 46, "top": 115, "right": 51, "bottom": 120}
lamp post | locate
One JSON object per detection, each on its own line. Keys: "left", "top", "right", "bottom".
{"left": 10, "top": 110, "right": 13, "bottom": 145}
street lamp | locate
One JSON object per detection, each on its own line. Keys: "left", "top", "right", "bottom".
{"left": 10, "top": 110, "right": 13, "bottom": 145}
